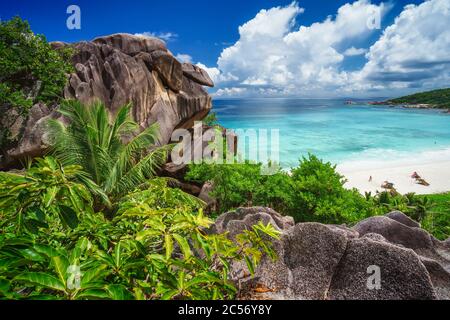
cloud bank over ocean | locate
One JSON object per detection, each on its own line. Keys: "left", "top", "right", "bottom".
{"left": 199, "top": 0, "right": 450, "bottom": 98}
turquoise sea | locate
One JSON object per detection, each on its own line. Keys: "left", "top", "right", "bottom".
{"left": 212, "top": 99, "right": 450, "bottom": 168}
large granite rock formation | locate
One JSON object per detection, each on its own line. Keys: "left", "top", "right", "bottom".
{"left": 215, "top": 207, "right": 450, "bottom": 300}
{"left": 0, "top": 33, "right": 213, "bottom": 169}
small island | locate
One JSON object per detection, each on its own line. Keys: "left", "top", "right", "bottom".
{"left": 367, "top": 88, "right": 450, "bottom": 111}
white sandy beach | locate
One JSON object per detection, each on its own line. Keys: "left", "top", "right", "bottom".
{"left": 337, "top": 148, "right": 450, "bottom": 195}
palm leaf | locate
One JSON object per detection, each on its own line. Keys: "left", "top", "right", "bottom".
{"left": 48, "top": 100, "right": 167, "bottom": 199}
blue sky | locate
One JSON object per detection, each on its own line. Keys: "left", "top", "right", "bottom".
{"left": 1, "top": 0, "right": 448, "bottom": 98}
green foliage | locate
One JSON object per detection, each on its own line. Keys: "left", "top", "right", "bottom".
{"left": 203, "top": 112, "right": 219, "bottom": 126}
{"left": 186, "top": 154, "right": 375, "bottom": 224}
{"left": 0, "top": 17, "right": 73, "bottom": 110}
{"left": 47, "top": 100, "right": 169, "bottom": 201}
{"left": 0, "top": 157, "right": 103, "bottom": 234}
{"left": 186, "top": 153, "right": 448, "bottom": 238}
{"left": 372, "top": 191, "right": 449, "bottom": 240}
{"left": 420, "top": 193, "right": 450, "bottom": 240}
{"left": 114, "top": 180, "right": 280, "bottom": 299}
{"left": 186, "top": 161, "right": 262, "bottom": 212}
{"left": 1, "top": 237, "right": 120, "bottom": 300}
{"left": 0, "top": 172, "right": 279, "bottom": 300}
{"left": 387, "top": 88, "right": 450, "bottom": 108}
{"left": 289, "top": 154, "right": 374, "bottom": 224}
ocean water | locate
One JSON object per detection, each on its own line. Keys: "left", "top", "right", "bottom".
{"left": 212, "top": 99, "right": 450, "bottom": 169}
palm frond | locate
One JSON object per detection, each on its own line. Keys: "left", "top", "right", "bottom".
{"left": 47, "top": 100, "right": 168, "bottom": 200}
{"left": 103, "top": 123, "right": 161, "bottom": 194}
{"left": 113, "top": 145, "right": 170, "bottom": 196}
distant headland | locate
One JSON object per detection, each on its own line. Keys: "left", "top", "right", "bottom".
{"left": 365, "top": 88, "right": 450, "bottom": 111}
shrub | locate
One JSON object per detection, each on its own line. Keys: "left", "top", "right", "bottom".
{"left": 186, "top": 154, "right": 375, "bottom": 224}
{"left": 202, "top": 112, "right": 219, "bottom": 126}
{"left": 186, "top": 161, "right": 262, "bottom": 212}
{"left": 0, "top": 17, "right": 73, "bottom": 110}
{"left": 0, "top": 175, "right": 280, "bottom": 300}
{"left": 0, "top": 157, "right": 102, "bottom": 234}
{"left": 288, "top": 154, "right": 373, "bottom": 224}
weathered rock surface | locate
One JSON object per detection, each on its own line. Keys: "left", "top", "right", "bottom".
{"left": 353, "top": 215, "right": 436, "bottom": 256}
{"left": 328, "top": 238, "right": 436, "bottom": 300}
{"left": 214, "top": 207, "right": 450, "bottom": 300}
{"left": 1, "top": 33, "right": 213, "bottom": 168}
{"left": 182, "top": 63, "right": 214, "bottom": 87}
{"left": 198, "top": 182, "right": 217, "bottom": 214}
{"left": 385, "top": 210, "right": 421, "bottom": 228}
{"left": 92, "top": 33, "right": 167, "bottom": 56}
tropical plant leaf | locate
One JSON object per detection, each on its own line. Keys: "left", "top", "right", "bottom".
{"left": 105, "top": 284, "right": 133, "bottom": 300}
{"left": 164, "top": 234, "right": 173, "bottom": 260}
{"left": 43, "top": 186, "right": 58, "bottom": 208}
{"left": 51, "top": 255, "right": 69, "bottom": 286}
{"left": 58, "top": 205, "right": 79, "bottom": 229}
{"left": 15, "top": 272, "right": 65, "bottom": 292}
{"left": 173, "top": 234, "right": 191, "bottom": 259}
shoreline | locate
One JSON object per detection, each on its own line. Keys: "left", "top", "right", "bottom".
{"left": 365, "top": 101, "right": 450, "bottom": 112}
{"left": 337, "top": 148, "right": 450, "bottom": 195}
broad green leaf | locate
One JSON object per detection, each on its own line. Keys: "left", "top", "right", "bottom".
{"left": 0, "top": 257, "right": 29, "bottom": 269}
{"left": 147, "top": 254, "right": 165, "bottom": 262}
{"left": 69, "top": 186, "right": 85, "bottom": 212}
{"left": 19, "top": 248, "right": 45, "bottom": 262}
{"left": 34, "top": 244, "right": 60, "bottom": 258}
{"left": 114, "top": 242, "right": 121, "bottom": 269}
{"left": 244, "top": 256, "right": 255, "bottom": 276}
{"left": 76, "top": 288, "right": 109, "bottom": 300}
{"left": 80, "top": 265, "right": 108, "bottom": 288}
{"left": 15, "top": 272, "right": 65, "bottom": 292}
{"left": 95, "top": 250, "right": 115, "bottom": 266}
{"left": 70, "top": 237, "right": 90, "bottom": 263}
{"left": 43, "top": 186, "right": 58, "bottom": 208}
{"left": 24, "top": 218, "right": 48, "bottom": 234}
{"left": 177, "top": 271, "right": 185, "bottom": 290}
{"left": 135, "top": 229, "right": 161, "bottom": 241}
{"left": 133, "top": 287, "right": 145, "bottom": 300}
{"left": 0, "top": 278, "right": 10, "bottom": 294}
{"left": 28, "top": 206, "right": 46, "bottom": 222}
{"left": 173, "top": 234, "right": 191, "bottom": 259}
{"left": 59, "top": 205, "right": 79, "bottom": 229}
{"left": 51, "top": 256, "right": 69, "bottom": 285}
{"left": 160, "top": 288, "right": 178, "bottom": 300}
{"left": 106, "top": 284, "right": 133, "bottom": 300}
{"left": 164, "top": 234, "right": 173, "bottom": 260}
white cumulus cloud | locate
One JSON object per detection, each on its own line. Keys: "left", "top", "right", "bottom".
{"left": 344, "top": 47, "right": 368, "bottom": 56}
{"left": 201, "top": 0, "right": 450, "bottom": 97}
{"left": 201, "top": 0, "right": 387, "bottom": 97}
{"left": 357, "top": 0, "right": 450, "bottom": 91}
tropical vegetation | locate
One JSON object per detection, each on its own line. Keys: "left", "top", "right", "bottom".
{"left": 0, "top": 16, "right": 448, "bottom": 301}
{"left": 387, "top": 88, "right": 450, "bottom": 108}
{"left": 47, "top": 100, "right": 168, "bottom": 203}
{"left": 186, "top": 155, "right": 449, "bottom": 239}
{"left": 0, "top": 102, "right": 280, "bottom": 300}
{"left": 0, "top": 17, "right": 73, "bottom": 110}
